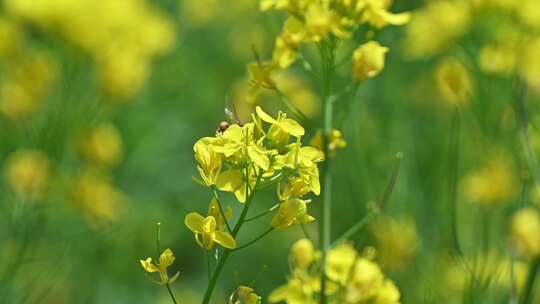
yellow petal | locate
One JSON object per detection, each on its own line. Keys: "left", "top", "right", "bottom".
{"left": 256, "top": 106, "right": 277, "bottom": 124}
{"left": 216, "top": 169, "right": 244, "bottom": 192}
{"left": 214, "top": 231, "right": 237, "bottom": 249}
{"left": 203, "top": 216, "right": 217, "bottom": 233}
{"left": 185, "top": 212, "right": 205, "bottom": 233}
{"left": 248, "top": 145, "right": 270, "bottom": 171}
{"left": 159, "top": 248, "right": 175, "bottom": 269}
{"left": 140, "top": 258, "right": 159, "bottom": 273}
{"left": 279, "top": 118, "right": 305, "bottom": 137}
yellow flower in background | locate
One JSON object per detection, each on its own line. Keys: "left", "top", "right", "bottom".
{"left": 371, "top": 216, "right": 419, "bottom": 270}
{"left": 509, "top": 208, "right": 540, "bottom": 258}
{"left": 194, "top": 137, "right": 222, "bottom": 186}
{"left": 273, "top": 17, "right": 305, "bottom": 68}
{"left": 5, "top": 0, "right": 175, "bottom": 101}
{"left": 352, "top": 41, "right": 388, "bottom": 81}
{"left": 247, "top": 61, "right": 278, "bottom": 99}
{"left": 71, "top": 170, "right": 125, "bottom": 224}
{"left": 5, "top": 149, "right": 50, "bottom": 199}
{"left": 521, "top": 38, "right": 540, "bottom": 88}
{"left": 345, "top": 258, "right": 385, "bottom": 303}
{"left": 461, "top": 154, "right": 517, "bottom": 207}
{"left": 478, "top": 44, "right": 517, "bottom": 76}
{"left": 268, "top": 275, "right": 319, "bottom": 304}
{"left": 229, "top": 286, "right": 261, "bottom": 304}
{"left": 374, "top": 280, "right": 400, "bottom": 304}
{"left": 0, "top": 17, "right": 23, "bottom": 58}
{"left": 184, "top": 213, "right": 237, "bottom": 250}
{"left": 140, "top": 248, "right": 180, "bottom": 285}
{"left": 326, "top": 243, "right": 357, "bottom": 284}
{"left": 310, "top": 129, "right": 347, "bottom": 158}
{"left": 404, "top": 1, "right": 470, "bottom": 58}
{"left": 290, "top": 238, "right": 318, "bottom": 270}
{"left": 0, "top": 53, "right": 56, "bottom": 120}
{"left": 360, "top": 0, "right": 411, "bottom": 29}
{"left": 304, "top": 3, "right": 348, "bottom": 42}
{"left": 271, "top": 197, "right": 315, "bottom": 229}
{"left": 78, "top": 123, "right": 123, "bottom": 168}
{"left": 435, "top": 58, "right": 473, "bottom": 107}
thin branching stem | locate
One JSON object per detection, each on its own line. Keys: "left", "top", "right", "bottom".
{"left": 231, "top": 228, "right": 274, "bottom": 251}
{"left": 211, "top": 186, "right": 233, "bottom": 234}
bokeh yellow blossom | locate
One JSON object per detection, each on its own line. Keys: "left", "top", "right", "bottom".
{"left": 5, "top": 149, "right": 50, "bottom": 199}
{"left": 77, "top": 123, "right": 123, "bottom": 169}
{"left": 509, "top": 207, "right": 540, "bottom": 258}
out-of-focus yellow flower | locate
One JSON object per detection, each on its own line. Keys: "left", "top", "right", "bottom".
{"left": 435, "top": 58, "right": 473, "bottom": 107}
{"left": 5, "top": 149, "right": 50, "bottom": 199}
{"left": 478, "top": 44, "right": 517, "bottom": 76}
{"left": 71, "top": 170, "right": 125, "bottom": 223}
{"left": 247, "top": 61, "right": 278, "bottom": 98}
{"left": 140, "top": 248, "right": 180, "bottom": 285}
{"left": 371, "top": 216, "right": 419, "bottom": 270}
{"left": 194, "top": 137, "right": 222, "bottom": 186}
{"left": 271, "top": 197, "right": 315, "bottom": 229}
{"left": 273, "top": 17, "right": 305, "bottom": 68}
{"left": 268, "top": 275, "right": 319, "bottom": 304}
{"left": 0, "top": 53, "right": 56, "bottom": 119}
{"left": 229, "top": 286, "right": 261, "bottom": 304}
{"left": 404, "top": 1, "right": 470, "bottom": 58}
{"left": 352, "top": 41, "right": 388, "bottom": 81}
{"left": 0, "top": 17, "right": 23, "bottom": 58}
{"left": 274, "top": 72, "right": 320, "bottom": 118}
{"left": 326, "top": 243, "right": 357, "bottom": 284}
{"left": 345, "top": 258, "right": 385, "bottom": 303}
{"left": 461, "top": 154, "right": 517, "bottom": 207}
{"left": 360, "top": 0, "right": 411, "bottom": 29}
{"left": 521, "top": 38, "right": 540, "bottom": 88}
{"left": 374, "top": 280, "right": 400, "bottom": 304}
{"left": 184, "top": 213, "right": 237, "bottom": 250}
{"left": 509, "top": 208, "right": 540, "bottom": 258}
{"left": 78, "top": 123, "right": 123, "bottom": 168}
{"left": 310, "top": 129, "right": 347, "bottom": 158}
{"left": 290, "top": 238, "right": 318, "bottom": 270}
{"left": 304, "top": 3, "right": 348, "bottom": 42}
{"left": 5, "top": 0, "right": 175, "bottom": 101}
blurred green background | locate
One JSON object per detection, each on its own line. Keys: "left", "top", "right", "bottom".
{"left": 2, "top": 0, "right": 540, "bottom": 303}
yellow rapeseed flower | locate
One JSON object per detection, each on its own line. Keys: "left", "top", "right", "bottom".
{"left": 185, "top": 213, "right": 237, "bottom": 250}
{"left": 77, "top": 123, "right": 123, "bottom": 168}
{"left": 229, "top": 286, "right": 262, "bottom": 304}
{"left": 435, "top": 58, "right": 474, "bottom": 107}
{"left": 352, "top": 41, "right": 389, "bottom": 81}
{"left": 509, "top": 207, "right": 540, "bottom": 258}
{"left": 271, "top": 197, "right": 315, "bottom": 229}
{"left": 5, "top": 149, "right": 50, "bottom": 199}
{"left": 140, "top": 248, "right": 180, "bottom": 285}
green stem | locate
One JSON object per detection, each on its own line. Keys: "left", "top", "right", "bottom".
{"left": 211, "top": 186, "right": 233, "bottom": 234}
{"left": 244, "top": 203, "right": 280, "bottom": 222}
{"left": 521, "top": 258, "right": 540, "bottom": 304}
{"left": 319, "top": 38, "right": 336, "bottom": 304}
{"left": 201, "top": 172, "right": 263, "bottom": 304}
{"left": 231, "top": 228, "right": 274, "bottom": 251}
{"left": 448, "top": 108, "right": 463, "bottom": 256}
{"left": 330, "top": 212, "right": 375, "bottom": 248}
{"left": 156, "top": 223, "right": 179, "bottom": 304}
{"left": 166, "top": 284, "right": 178, "bottom": 304}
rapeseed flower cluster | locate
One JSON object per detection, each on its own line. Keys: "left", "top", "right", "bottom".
{"left": 269, "top": 239, "right": 400, "bottom": 304}
{"left": 404, "top": 0, "right": 540, "bottom": 90}
{"left": 260, "top": 0, "right": 409, "bottom": 69}
{"left": 186, "top": 106, "right": 323, "bottom": 250}
{"left": 4, "top": 0, "right": 175, "bottom": 100}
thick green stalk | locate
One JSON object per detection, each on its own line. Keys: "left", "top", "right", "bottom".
{"left": 319, "top": 39, "right": 335, "bottom": 304}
